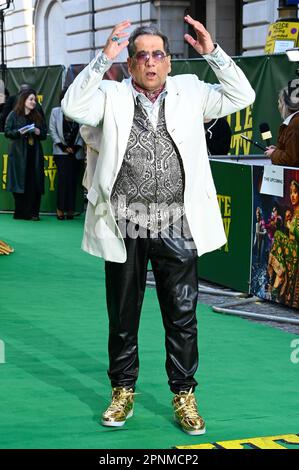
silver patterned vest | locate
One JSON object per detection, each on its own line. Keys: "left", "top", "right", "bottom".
{"left": 111, "top": 99, "right": 185, "bottom": 233}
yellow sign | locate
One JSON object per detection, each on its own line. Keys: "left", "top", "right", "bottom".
{"left": 175, "top": 433, "right": 299, "bottom": 449}
{"left": 265, "top": 22, "right": 299, "bottom": 54}
{"left": 2, "top": 153, "right": 8, "bottom": 190}
{"left": 44, "top": 155, "right": 57, "bottom": 191}
{"left": 227, "top": 104, "right": 253, "bottom": 156}
{"left": 217, "top": 194, "right": 231, "bottom": 252}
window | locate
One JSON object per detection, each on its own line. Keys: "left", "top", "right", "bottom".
{"left": 35, "top": 0, "right": 66, "bottom": 66}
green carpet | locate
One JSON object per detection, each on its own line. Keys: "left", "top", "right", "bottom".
{"left": 1, "top": 213, "right": 299, "bottom": 449}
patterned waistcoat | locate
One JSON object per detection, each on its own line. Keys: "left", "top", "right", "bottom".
{"left": 110, "top": 99, "right": 185, "bottom": 232}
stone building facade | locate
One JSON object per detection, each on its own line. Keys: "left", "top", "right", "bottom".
{"left": 2, "top": 0, "right": 298, "bottom": 68}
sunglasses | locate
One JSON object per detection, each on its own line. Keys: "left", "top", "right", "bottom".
{"left": 133, "top": 50, "right": 169, "bottom": 64}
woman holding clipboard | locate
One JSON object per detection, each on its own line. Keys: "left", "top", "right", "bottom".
{"left": 5, "top": 89, "right": 47, "bottom": 221}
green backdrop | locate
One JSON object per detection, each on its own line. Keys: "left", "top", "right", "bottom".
{"left": 171, "top": 53, "right": 298, "bottom": 155}
{"left": 5, "top": 65, "right": 64, "bottom": 125}
{"left": 4, "top": 53, "right": 296, "bottom": 151}
{"left": 65, "top": 53, "right": 299, "bottom": 157}
{"left": 198, "top": 160, "right": 253, "bottom": 293}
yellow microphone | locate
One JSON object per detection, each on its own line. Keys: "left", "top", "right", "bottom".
{"left": 259, "top": 123, "right": 272, "bottom": 147}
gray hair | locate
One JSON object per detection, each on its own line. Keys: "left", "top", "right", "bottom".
{"left": 127, "top": 25, "right": 170, "bottom": 57}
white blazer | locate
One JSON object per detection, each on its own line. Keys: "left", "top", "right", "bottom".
{"left": 62, "top": 46, "right": 255, "bottom": 263}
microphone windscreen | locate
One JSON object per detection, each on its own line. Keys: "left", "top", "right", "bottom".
{"left": 259, "top": 122, "right": 272, "bottom": 140}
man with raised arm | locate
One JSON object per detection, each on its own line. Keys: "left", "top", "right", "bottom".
{"left": 62, "top": 16, "right": 255, "bottom": 435}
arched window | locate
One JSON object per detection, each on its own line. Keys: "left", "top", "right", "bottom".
{"left": 34, "top": 0, "right": 67, "bottom": 66}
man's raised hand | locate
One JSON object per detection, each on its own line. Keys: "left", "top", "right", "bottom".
{"left": 184, "top": 15, "right": 215, "bottom": 55}
{"left": 103, "top": 20, "right": 131, "bottom": 61}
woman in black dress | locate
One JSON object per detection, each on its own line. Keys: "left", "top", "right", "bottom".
{"left": 5, "top": 89, "right": 47, "bottom": 220}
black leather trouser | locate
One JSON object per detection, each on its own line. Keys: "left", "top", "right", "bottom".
{"left": 105, "top": 219, "right": 199, "bottom": 394}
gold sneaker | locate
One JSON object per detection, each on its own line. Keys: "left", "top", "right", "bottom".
{"left": 101, "top": 387, "right": 134, "bottom": 427}
{"left": 172, "top": 389, "right": 206, "bottom": 435}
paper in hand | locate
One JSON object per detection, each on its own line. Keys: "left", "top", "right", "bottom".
{"left": 18, "top": 123, "right": 35, "bottom": 134}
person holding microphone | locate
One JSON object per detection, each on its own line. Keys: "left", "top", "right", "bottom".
{"left": 265, "top": 86, "right": 299, "bottom": 167}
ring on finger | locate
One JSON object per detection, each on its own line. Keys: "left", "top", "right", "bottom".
{"left": 111, "top": 35, "right": 121, "bottom": 43}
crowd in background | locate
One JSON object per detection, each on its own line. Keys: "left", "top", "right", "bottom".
{"left": 0, "top": 84, "right": 86, "bottom": 222}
